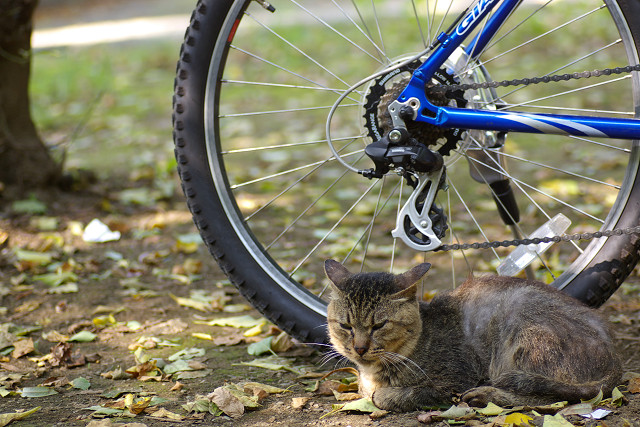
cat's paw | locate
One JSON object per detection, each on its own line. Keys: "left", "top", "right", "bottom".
{"left": 461, "top": 386, "right": 513, "bottom": 407}
{"left": 372, "top": 387, "right": 415, "bottom": 412}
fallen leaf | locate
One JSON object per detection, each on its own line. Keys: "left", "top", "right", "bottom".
{"left": 100, "top": 367, "right": 130, "bottom": 380}
{"left": 323, "top": 397, "right": 379, "bottom": 418}
{"left": 70, "top": 377, "right": 91, "bottom": 390}
{"left": 211, "top": 333, "right": 244, "bottom": 346}
{"left": 370, "top": 409, "right": 389, "bottom": 419}
{"left": 476, "top": 402, "right": 505, "bottom": 416}
{"left": 504, "top": 412, "right": 534, "bottom": 426}
{"left": 271, "top": 331, "right": 294, "bottom": 353}
{"left": 291, "top": 397, "right": 310, "bottom": 409}
{"left": 438, "top": 403, "right": 476, "bottom": 420}
{"left": 223, "top": 303, "right": 251, "bottom": 313}
{"left": 39, "top": 376, "right": 69, "bottom": 388}
{"left": 238, "top": 355, "right": 308, "bottom": 374}
{"left": 11, "top": 338, "right": 34, "bottom": 359}
{"left": 332, "top": 390, "right": 361, "bottom": 401}
{"left": 68, "top": 331, "right": 96, "bottom": 342}
{"left": 542, "top": 413, "right": 573, "bottom": 427}
{"left": 243, "top": 322, "right": 267, "bottom": 337}
{"left": 629, "top": 377, "right": 640, "bottom": 393}
{"left": 163, "top": 359, "right": 194, "bottom": 375}
{"left": 182, "top": 395, "right": 223, "bottom": 416}
{"left": 192, "top": 333, "right": 213, "bottom": 341}
{"left": 241, "top": 382, "right": 289, "bottom": 395}
{"left": 209, "top": 387, "right": 245, "bottom": 418}
{"left": 168, "top": 347, "right": 205, "bottom": 361}
{"left": 126, "top": 360, "right": 160, "bottom": 379}
{"left": 128, "top": 396, "right": 152, "bottom": 415}
{"left": 417, "top": 410, "right": 443, "bottom": 424}
{"left": 46, "top": 283, "right": 78, "bottom": 294}
{"left": 33, "top": 271, "right": 77, "bottom": 287}
{"left": 13, "top": 249, "right": 53, "bottom": 267}
{"left": 199, "top": 315, "right": 264, "bottom": 328}
{"left": 148, "top": 407, "right": 184, "bottom": 420}
{"left": 558, "top": 402, "right": 594, "bottom": 416}
{"left": 170, "top": 381, "right": 184, "bottom": 391}
{"left": 92, "top": 314, "right": 117, "bottom": 329}
{"left": 247, "top": 337, "right": 273, "bottom": 356}
{"left": 317, "top": 380, "right": 342, "bottom": 396}
{"left": 12, "top": 196, "right": 47, "bottom": 214}
{"left": 581, "top": 388, "right": 603, "bottom": 405}
{"left": 0, "top": 406, "right": 40, "bottom": 426}
{"left": 532, "top": 401, "right": 568, "bottom": 414}
{"left": 19, "top": 387, "right": 58, "bottom": 398}
{"left": 169, "top": 294, "right": 211, "bottom": 312}
{"left": 608, "top": 387, "right": 626, "bottom": 406}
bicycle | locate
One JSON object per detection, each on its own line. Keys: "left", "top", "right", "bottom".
{"left": 172, "top": 0, "right": 640, "bottom": 344}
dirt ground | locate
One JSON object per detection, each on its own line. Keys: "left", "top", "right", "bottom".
{"left": 0, "top": 184, "right": 640, "bottom": 427}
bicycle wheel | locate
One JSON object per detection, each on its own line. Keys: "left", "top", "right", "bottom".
{"left": 173, "top": 0, "right": 640, "bottom": 344}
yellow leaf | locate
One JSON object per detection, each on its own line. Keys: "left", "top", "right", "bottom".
{"left": 505, "top": 412, "right": 533, "bottom": 426}
{"left": 0, "top": 407, "right": 40, "bottom": 427}
{"left": 148, "top": 407, "right": 184, "bottom": 420}
{"left": 476, "top": 402, "right": 505, "bottom": 416}
{"left": 542, "top": 414, "right": 574, "bottom": 427}
{"left": 243, "top": 321, "right": 267, "bottom": 337}
{"left": 169, "top": 294, "right": 211, "bottom": 312}
{"left": 192, "top": 333, "right": 213, "bottom": 340}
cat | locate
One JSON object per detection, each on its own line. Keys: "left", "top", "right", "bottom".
{"left": 324, "top": 259, "right": 621, "bottom": 412}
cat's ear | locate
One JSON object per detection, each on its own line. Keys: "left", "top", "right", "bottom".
{"left": 324, "top": 259, "right": 351, "bottom": 290}
{"left": 395, "top": 263, "right": 431, "bottom": 290}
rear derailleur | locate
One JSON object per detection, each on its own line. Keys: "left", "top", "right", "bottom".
{"left": 361, "top": 127, "right": 448, "bottom": 251}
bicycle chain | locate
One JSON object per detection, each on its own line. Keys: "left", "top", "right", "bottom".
{"left": 427, "top": 63, "right": 640, "bottom": 251}
{"left": 434, "top": 225, "right": 640, "bottom": 252}
{"left": 431, "top": 64, "right": 640, "bottom": 94}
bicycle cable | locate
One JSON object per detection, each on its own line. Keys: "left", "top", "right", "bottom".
{"left": 325, "top": 46, "right": 436, "bottom": 174}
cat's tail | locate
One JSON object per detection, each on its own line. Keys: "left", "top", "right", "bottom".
{"left": 491, "top": 363, "right": 622, "bottom": 404}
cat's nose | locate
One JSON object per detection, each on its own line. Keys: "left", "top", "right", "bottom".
{"left": 354, "top": 346, "right": 368, "bottom": 356}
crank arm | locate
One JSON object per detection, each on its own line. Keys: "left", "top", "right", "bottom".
{"left": 392, "top": 168, "right": 445, "bottom": 251}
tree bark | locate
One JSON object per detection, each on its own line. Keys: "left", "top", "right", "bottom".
{"left": 0, "top": 0, "right": 60, "bottom": 189}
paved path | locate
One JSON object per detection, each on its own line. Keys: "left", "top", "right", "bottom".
{"left": 33, "top": 0, "right": 195, "bottom": 49}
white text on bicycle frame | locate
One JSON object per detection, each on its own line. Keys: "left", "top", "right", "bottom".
{"left": 456, "top": 0, "right": 498, "bottom": 36}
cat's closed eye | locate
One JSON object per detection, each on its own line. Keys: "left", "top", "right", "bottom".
{"left": 339, "top": 323, "right": 352, "bottom": 331}
{"left": 372, "top": 321, "right": 387, "bottom": 331}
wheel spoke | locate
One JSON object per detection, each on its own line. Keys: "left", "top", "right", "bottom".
{"left": 471, "top": 5, "right": 605, "bottom": 71}
{"left": 289, "top": 0, "right": 384, "bottom": 64}
{"left": 291, "top": 179, "right": 382, "bottom": 276}
{"left": 230, "top": 148, "right": 365, "bottom": 189}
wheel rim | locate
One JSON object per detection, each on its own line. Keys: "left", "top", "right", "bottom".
{"left": 205, "top": 0, "right": 640, "bottom": 313}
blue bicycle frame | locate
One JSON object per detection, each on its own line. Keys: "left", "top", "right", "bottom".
{"left": 395, "top": 0, "right": 640, "bottom": 139}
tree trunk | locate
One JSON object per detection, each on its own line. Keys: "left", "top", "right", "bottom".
{"left": 0, "top": 0, "right": 60, "bottom": 190}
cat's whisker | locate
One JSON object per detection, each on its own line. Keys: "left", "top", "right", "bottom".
{"left": 383, "top": 351, "right": 430, "bottom": 380}
{"left": 319, "top": 350, "right": 342, "bottom": 366}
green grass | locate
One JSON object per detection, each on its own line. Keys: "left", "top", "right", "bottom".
{"left": 31, "top": 40, "right": 180, "bottom": 177}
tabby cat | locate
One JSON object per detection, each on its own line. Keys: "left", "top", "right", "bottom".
{"left": 324, "top": 259, "right": 621, "bottom": 412}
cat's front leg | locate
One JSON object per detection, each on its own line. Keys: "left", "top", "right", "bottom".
{"left": 372, "top": 386, "right": 446, "bottom": 412}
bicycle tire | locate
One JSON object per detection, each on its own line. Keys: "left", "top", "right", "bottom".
{"left": 173, "top": 0, "right": 640, "bottom": 344}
